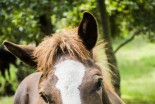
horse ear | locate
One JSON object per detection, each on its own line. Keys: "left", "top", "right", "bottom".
{"left": 78, "top": 12, "right": 98, "bottom": 51}
{"left": 106, "top": 89, "right": 124, "bottom": 104}
{"left": 3, "top": 41, "right": 37, "bottom": 67}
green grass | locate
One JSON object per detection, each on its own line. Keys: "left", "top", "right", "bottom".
{"left": 116, "top": 36, "right": 155, "bottom": 104}
{"left": 0, "top": 96, "right": 13, "bottom": 104}
{"left": 0, "top": 65, "right": 18, "bottom": 95}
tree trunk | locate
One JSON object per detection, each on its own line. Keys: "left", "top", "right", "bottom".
{"left": 39, "top": 14, "right": 54, "bottom": 36}
{"left": 34, "top": 14, "right": 54, "bottom": 45}
{"left": 96, "top": 0, "right": 121, "bottom": 96}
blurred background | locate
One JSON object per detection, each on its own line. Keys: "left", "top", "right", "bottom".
{"left": 0, "top": 0, "right": 155, "bottom": 104}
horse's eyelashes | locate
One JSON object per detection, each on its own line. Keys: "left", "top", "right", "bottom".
{"left": 90, "top": 77, "right": 103, "bottom": 94}
{"left": 96, "top": 78, "right": 103, "bottom": 91}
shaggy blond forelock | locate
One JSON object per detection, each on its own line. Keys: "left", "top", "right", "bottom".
{"left": 33, "top": 29, "right": 91, "bottom": 73}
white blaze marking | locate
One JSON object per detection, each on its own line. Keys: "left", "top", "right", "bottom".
{"left": 55, "top": 60, "right": 85, "bottom": 104}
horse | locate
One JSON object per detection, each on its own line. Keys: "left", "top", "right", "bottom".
{"left": 0, "top": 46, "right": 17, "bottom": 79}
{"left": 3, "top": 12, "right": 124, "bottom": 104}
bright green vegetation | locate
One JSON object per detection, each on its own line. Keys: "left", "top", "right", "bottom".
{"left": 116, "top": 37, "right": 155, "bottom": 104}
{"left": 0, "top": 36, "right": 155, "bottom": 104}
{"left": 0, "top": 96, "right": 13, "bottom": 104}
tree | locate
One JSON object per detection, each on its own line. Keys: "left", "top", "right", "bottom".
{"left": 0, "top": 0, "right": 96, "bottom": 44}
{"left": 107, "top": 0, "right": 155, "bottom": 52}
{"left": 96, "top": 0, "right": 120, "bottom": 95}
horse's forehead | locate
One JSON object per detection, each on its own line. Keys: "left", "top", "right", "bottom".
{"left": 54, "top": 60, "right": 86, "bottom": 86}
{"left": 54, "top": 60, "right": 85, "bottom": 104}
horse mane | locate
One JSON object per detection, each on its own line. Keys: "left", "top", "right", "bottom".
{"left": 33, "top": 28, "right": 91, "bottom": 74}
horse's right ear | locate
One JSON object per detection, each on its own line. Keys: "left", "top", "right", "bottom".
{"left": 3, "top": 41, "right": 37, "bottom": 67}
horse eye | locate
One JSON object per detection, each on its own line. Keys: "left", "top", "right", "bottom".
{"left": 96, "top": 78, "right": 103, "bottom": 91}
{"left": 39, "top": 92, "right": 49, "bottom": 103}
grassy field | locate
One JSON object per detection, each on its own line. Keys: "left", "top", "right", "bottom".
{"left": 115, "top": 36, "right": 155, "bottom": 104}
{"left": 0, "top": 36, "right": 155, "bottom": 104}
{"left": 0, "top": 96, "right": 13, "bottom": 104}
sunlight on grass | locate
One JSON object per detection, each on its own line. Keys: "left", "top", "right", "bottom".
{"left": 116, "top": 36, "right": 155, "bottom": 104}
{"left": 0, "top": 96, "right": 13, "bottom": 104}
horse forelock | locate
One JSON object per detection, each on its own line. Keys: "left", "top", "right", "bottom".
{"left": 33, "top": 28, "right": 91, "bottom": 74}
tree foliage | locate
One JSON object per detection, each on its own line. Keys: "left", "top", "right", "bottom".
{"left": 0, "top": 0, "right": 96, "bottom": 44}
{"left": 106, "top": 0, "right": 155, "bottom": 41}
{"left": 1, "top": 0, "right": 155, "bottom": 43}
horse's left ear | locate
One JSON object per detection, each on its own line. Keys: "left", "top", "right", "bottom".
{"left": 3, "top": 41, "right": 37, "bottom": 66}
{"left": 78, "top": 12, "right": 98, "bottom": 51}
